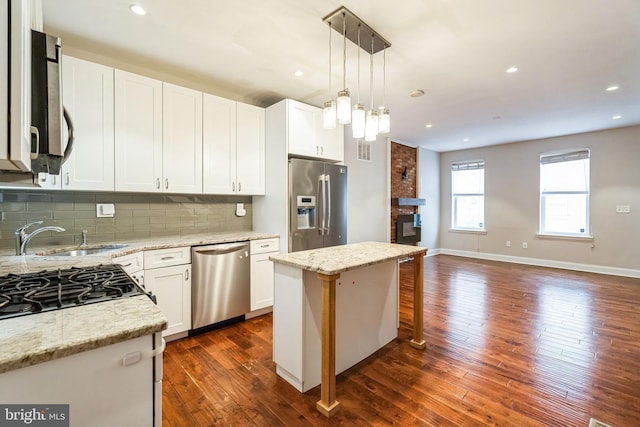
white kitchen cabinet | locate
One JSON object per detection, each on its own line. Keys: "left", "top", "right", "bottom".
{"left": 250, "top": 237, "right": 279, "bottom": 311}
{"left": 144, "top": 247, "right": 191, "bottom": 339}
{"left": 59, "top": 55, "right": 115, "bottom": 191}
{"left": 287, "top": 99, "right": 343, "bottom": 162}
{"left": 236, "top": 102, "right": 265, "bottom": 194}
{"left": 202, "top": 94, "right": 265, "bottom": 195}
{"left": 114, "top": 69, "right": 163, "bottom": 192}
{"left": 162, "top": 82, "right": 202, "bottom": 193}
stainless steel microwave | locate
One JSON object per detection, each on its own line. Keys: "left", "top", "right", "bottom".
{"left": 0, "top": 0, "right": 73, "bottom": 177}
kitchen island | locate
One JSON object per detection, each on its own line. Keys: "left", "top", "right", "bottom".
{"left": 270, "top": 241, "right": 427, "bottom": 417}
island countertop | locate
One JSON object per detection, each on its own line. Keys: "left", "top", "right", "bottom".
{"left": 269, "top": 241, "right": 427, "bottom": 275}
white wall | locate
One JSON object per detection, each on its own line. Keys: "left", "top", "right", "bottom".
{"left": 438, "top": 125, "right": 640, "bottom": 274}
{"left": 418, "top": 147, "right": 440, "bottom": 251}
{"left": 344, "top": 134, "right": 389, "bottom": 244}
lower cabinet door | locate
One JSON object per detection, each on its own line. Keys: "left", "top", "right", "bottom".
{"left": 146, "top": 264, "right": 191, "bottom": 337}
{"left": 250, "top": 252, "right": 275, "bottom": 311}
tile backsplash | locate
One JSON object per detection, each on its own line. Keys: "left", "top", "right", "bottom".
{"left": 0, "top": 190, "right": 252, "bottom": 250}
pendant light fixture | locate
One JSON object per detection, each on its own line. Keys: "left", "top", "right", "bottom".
{"left": 378, "top": 45, "right": 390, "bottom": 134}
{"left": 323, "top": 21, "right": 337, "bottom": 129}
{"left": 351, "top": 24, "right": 365, "bottom": 139}
{"left": 336, "top": 12, "right": 351, "bottom": 124}
{"left": 322, "top": 6, "right": 391, "bottom": 139}
{"left": 364, "top": 34, "right": 378, "bottom": 142}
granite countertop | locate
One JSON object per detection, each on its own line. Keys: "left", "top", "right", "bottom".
{"left": 0, "top": 231, "right": 279, "bottom": 275}
{"left": 269, "top": 241, "right": 427, "bottom": 275}
{"left": 0, "top": 230, "right": 278, "bottom": 374}
{"left": 0, "top": 295, "right": 166, "bottom": 374}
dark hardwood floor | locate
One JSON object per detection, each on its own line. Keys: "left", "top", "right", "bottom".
{"left": 162, "top": 255, "right": 640, "bottom": 426}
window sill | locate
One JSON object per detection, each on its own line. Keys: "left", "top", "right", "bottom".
{"left": 535, "top": 233, "right": 593, "bottom": 242}
{"left": 448, "top": 228, "right": 487, "bottom": 235}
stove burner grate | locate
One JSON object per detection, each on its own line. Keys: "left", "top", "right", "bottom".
{"left": 0, "top": 264, "right": 145, "bottom": 320}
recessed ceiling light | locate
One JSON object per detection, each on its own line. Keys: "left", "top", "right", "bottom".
{"left": 410, "top": 89, "right": 425, "bottom": 98}
{"left": 506, "top": 66, "right": 519, "bottom": 73}
{"left": 294, "top": 70, "right": 304, "bottom": 77}
{"left": 129, "top": 4, "right": 147, "bottom": 16}
{"left": 606, "top": 85, "right": 619, "bottom": 92}
{"left": 463, "top": 138, "right": 470, "bottom": 142}
{"left": 425, "top": 124, "right": 433, "bottom": 128}
{"left": 612, "top": 115, "right": 622, "bottom": 120}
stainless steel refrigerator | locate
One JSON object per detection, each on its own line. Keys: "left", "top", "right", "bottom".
{"left": 289, "top": 158, "right": 347, "bottom": 252}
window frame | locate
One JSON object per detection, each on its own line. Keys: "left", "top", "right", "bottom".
{"left": 451, "top": 160, "right": 485, "bottom": 232}
{"left": 539, "top": 149, "right": 591, "bottom": 238}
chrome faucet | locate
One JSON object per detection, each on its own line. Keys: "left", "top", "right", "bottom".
{"left": 15, "top": 221, "right": 66, "bottom": 255}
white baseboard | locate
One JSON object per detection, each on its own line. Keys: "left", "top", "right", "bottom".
{"left": 438, "top": 248, "right": 640, "bottom": 278}
{"left": 425, "top": 248, "right": 441, "bottom": 257}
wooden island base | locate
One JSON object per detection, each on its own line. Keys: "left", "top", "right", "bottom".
{"left": 270, "top": 242, "right": 427, "bottom": 418}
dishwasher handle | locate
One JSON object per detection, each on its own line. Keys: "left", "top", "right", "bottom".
{"left": 193, "top": 242, "right": 249, "bottom": 256}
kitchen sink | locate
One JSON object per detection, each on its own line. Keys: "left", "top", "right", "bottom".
{"left": 37, "top": 244, "right": 129, "bottom": 257}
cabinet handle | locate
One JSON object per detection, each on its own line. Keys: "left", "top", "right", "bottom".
{"left": 65, "top": 172, "right": 70, "bottom": 186}
{"left": 238, "top": 182, "right": 241, "bottom": 192}
{"left": 232, "top": 182, "right": 235, "bottom": 192}
{"left": 121, "top": 262, "right": 133, "bottom": 268}
{"left": 165, "top": 178, "right": 169, "bottom": 189}
{"left": 260, "top": 244, "right": 269, "bottom": 248}
{"left": 321, "top": 146, "right": 324, "bottom": 155}
{"left": 156, "top": 178, "right": 160, "bottom": 189}
{"left": 52, "top": 175, "right": 56, "bottom": 185}
{"left": 160, "top": 256, "right": 174, "bottom": 261}
{"left": 185, "top": 269, "right": 189, "bottom": 281}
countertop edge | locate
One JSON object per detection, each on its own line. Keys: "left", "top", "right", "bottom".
{"left": 0, "top": 319, "right": 167, "bottom": 375}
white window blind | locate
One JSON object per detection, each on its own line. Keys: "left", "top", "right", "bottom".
{"left": 451, "top": 160, "right": 485, "bottom": 230}
{"left": 539, "top": 149, "right": 590, "bottom": 236}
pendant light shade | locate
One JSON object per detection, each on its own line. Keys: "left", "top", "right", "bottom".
{"left": 352, "top": 104, "right": 365, "bottom": 138}
{"left": 365, "top": 109, "right": 379, "bottom": 142}
{"left": 323, "top": 100, "right": 337, "bottom": 129}
{"left": 337, "top": 89, "right": 351, "bottom": 124}
{"left": 378, "top": 107, "right": 390, "bottom": 134}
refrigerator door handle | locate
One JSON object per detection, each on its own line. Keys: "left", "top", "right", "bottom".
{"left": 326, "top": 174, "right": 331, "bottom": 235}
{"left": 320, "top": 174, "right": 326, "bottom": 235}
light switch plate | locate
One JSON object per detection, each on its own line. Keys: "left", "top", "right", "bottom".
{"left": 96, "top": 203, "right": 115, "bottom": 218}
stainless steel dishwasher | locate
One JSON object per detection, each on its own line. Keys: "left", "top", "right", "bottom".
{"left": 191, "top": 242, "right": 250, "bottom": 331}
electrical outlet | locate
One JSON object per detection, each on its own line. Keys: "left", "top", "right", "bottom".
{"left": 522, "top": 242, "right": 528, "bottom": 249}
{"left": 506, "top": 240, "right": 511, "bottom": 247}
{"left": 615, "top": 205, "right": 631, "bottom": 214}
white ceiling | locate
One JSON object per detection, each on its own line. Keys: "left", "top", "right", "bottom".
{"left": 42, "top": 0, "right": 640, "bottom": 152}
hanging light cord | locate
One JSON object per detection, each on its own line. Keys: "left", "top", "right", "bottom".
{"left": 342, "top": 12, "right": 347, "bottom": 89}
{"left": 328, "top": 22, "right": 332, "bottom": 95}
{"left": 382, "top": 46, "right": 386, "bottom": 107}
{"left": 357, "top": 24, "right": 361, "bottom": 104}
{"left": 369, "top": 34, "right": 374, "bottom": 110}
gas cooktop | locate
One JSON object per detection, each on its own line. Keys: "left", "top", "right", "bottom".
{"left": 0, "top": 264, "right": 146, "bottom": 320}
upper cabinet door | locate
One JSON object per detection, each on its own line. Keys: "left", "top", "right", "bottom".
{"left": 61, "top": 55, "right": 115, "bottom": 191}
{"left": 287, "top": 100, "right": 316, "bottom": 158}
{"left": 236, "top": 102, "right": 265, "bottom": 195}
{"left": 114, "top": 70, "right": 163, "bottom": 192}
{"left": 202, "top": 93, "right": 236, "bottom": 194}
{"left": 162, "top": 83, "right": 202, "bottom": 194}
{"left": 286, "top": 99, "right": 343, "bottom": 162}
